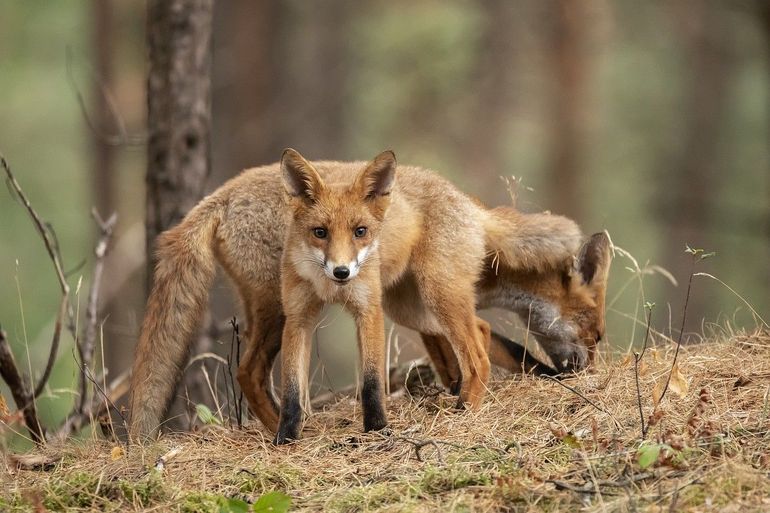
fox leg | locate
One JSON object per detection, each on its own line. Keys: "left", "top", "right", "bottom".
{"left": 352, "top": 303, "right": 389, "bottom": 432}
{"left": 418, "top": 285, "right": 490, "bottom": 409}
{"left": 421, "top": 333, "right": 460, "bottom": 392}
{"left": 236, "top": 297, "right": 284, "bottom": 433}
{"left": 274, "top": 289, "right": 322, "bottom": 445}
{"left": 421, "top": 317, "right": 490, "bottom": 395}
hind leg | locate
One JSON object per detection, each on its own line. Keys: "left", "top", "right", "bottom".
{"left": 237, "top": 293, "right": 285, "bottom": 433}
{"left": 421, "top": 317, "right": 490, "bottom": 395}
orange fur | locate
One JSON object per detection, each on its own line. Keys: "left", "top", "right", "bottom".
{"left": 128, "top": 150, "right": 595, "bottom": 440}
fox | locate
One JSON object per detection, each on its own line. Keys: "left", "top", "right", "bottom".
{"left": 422, "top": 232, "right": 612, "bottom": 390}
{"left": 129, "top": 148, "right": 592, "bottom": 443}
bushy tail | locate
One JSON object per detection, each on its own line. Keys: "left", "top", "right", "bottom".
{"left": 483, "top": 207, "right": 582, "bottom": 273}
{"left": 129, "top": 198, "right": 223, "bottom": 440}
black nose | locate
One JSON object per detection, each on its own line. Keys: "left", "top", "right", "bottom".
{"left": 333, "top": 266, "right": 350, "bottom": 280}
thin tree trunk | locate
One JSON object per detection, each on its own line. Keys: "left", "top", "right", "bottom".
{"left": 460, "top": 0, "right": 517, "bottom": 208}
{"left": 544, "top": 0, "right": 591, "bottom": 221}
{"left": 211, "top": 0, "right": 281, "bottom": 180}
{"left": 663, "top": 1, "right": 732, "bottom": 335}
{"left": 146, "top": 0, "right": 213, "bottom": 287}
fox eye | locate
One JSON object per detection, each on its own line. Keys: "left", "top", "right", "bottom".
{"left": 354, "top": 226, "right": 367, "bottom": 238}
{"left": 313, "top": 227, "right": 327, "bottom": 239}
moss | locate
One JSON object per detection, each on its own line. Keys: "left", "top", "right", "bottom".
{"left": 418, "top": 465, "right": 492, "bottom": 495}
{"left": 39, "top": 470, "right": 167, "bottom": 511}
{"left": 179, "top": 492, "right": 227, "bottom": 513}
{"left": 329, "top": 482, "right": 412, "bottom": 513}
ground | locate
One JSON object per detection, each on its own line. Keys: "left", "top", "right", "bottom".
{"left": 3, "top": 329, "right": 770, "bottom": 512}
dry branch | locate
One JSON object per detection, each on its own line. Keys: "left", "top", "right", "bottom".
{"left": 0, "top": 327, "right": 43, "bottom": 443}
{"left": 76, "top": 209, "right": 117, "bottom": 414}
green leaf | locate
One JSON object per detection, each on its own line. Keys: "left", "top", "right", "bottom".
{"left": 219, "top": 498, "right": 249, "bottom": 513}
{"left": 637, "top": 444, "right": 661, "bottom": 469}
{"left": 196, "top": 404, "right": 221, "bottom": 425}
{"left": 252, "top": 491, "right": 292, "bottom": 513}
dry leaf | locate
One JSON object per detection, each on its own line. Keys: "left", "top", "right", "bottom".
{"left": 652, "top": 378, "right": 664, "bottom": 407}
{"left": 649, "top": 348, "right": 660, "bottom": 363}
{"left": 639, "top": 360, "right": 650, "bottom": 377}
{"left": 621, "top": 354, "right": 633, "bottom": 368}
{"left": 110, "top": 446, "right": 125, "bottom": 461}
{"left": 669, "top": 363, "right": 689, "bottom": 397}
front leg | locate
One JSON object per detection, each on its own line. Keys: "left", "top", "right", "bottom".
{"left": 274, "top": 283, "right": 322, "bottom": 445}
{"left": 353, "top": 302, "right": 388, "bottom": 433}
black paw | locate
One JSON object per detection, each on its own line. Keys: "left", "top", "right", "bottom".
{"left": 272, "top": 426, "right": 300, "bottom": 446}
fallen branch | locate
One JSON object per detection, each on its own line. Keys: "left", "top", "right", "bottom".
{"left": 548, "top": 470, "right": 655, "bottom": 494}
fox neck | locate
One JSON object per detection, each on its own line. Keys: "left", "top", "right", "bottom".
{"left": 477, "top": 268, "right": 578, "bottom": 346}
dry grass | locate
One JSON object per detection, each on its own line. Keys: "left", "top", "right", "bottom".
{"left": 3, "top": 328, "right": 770, "bottom": 512}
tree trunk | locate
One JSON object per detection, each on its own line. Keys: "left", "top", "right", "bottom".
{"left": 144, "top": 0, "right": 214, "bottom": 431}
{"left": 543, "top": 0, "right": 591, "bottom": 221}
{"left": 662, "top": 1, "right": 732, "bottom": 336}
{"left": 211, "top": 0, "right": 281, "bottom": 181}
{"left": 146, "top": 0, "right": 213, "bottom": 285}
{"left": 459, "top": 0, "right": 518, "bottom": 208}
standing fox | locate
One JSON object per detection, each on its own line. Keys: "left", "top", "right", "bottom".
{"left": 130, "top": 149, "right": 605, "bottom": 442}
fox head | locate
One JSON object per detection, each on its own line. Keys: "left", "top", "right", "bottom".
{"left": 281, "top": 148, "right": 396, "bottom": 286}
{"left": 532, "top": 232, "right": 612, "bottom": 372}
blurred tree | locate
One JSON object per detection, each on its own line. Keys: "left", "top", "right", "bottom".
{"left": 211, "top": 0, "right": 282, "bottom": 181}
{"left": 460, "top": 0, "right": 517, "bottom": 207}
{"left": 543, "top": 0, "right": 592, "bottom": 221}
{"left": 662, "top": 1, "right": 733, "bottom": 334}
{"left": 91, "top": 0, "right": 115, "bottom": 215}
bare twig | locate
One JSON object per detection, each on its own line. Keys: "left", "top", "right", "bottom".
{"left": 76, "top": 209, "right": 117, "bottom": 414}
{"left": 635, "top": 304, "right": 655, "bottom": 439}
{"left": 56, "top": 369, "right": 130, "bottom": 440}
{"left": 548, "top": 471, "right": 655, "bottom": 494}
{"left": 1, "top": 152, "right": 75, "bottom": 400}
{"left": 543, "top": 375, "right": 623, "bottom": 430}
{"left": 0, "top": 327, "right": 44, "bottom": 443}
{"left": 658, "top": 247, "right": 709, "bottom": 404}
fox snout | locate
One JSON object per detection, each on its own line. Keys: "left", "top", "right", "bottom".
{"left": 324, "top": 245, "right": 372, "bottom": 284}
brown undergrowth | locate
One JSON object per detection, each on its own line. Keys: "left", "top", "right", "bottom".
{"left": 3, "top": 329, "right": 770, "bottom": 512}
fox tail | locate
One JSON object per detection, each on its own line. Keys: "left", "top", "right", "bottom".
{"left": 129, "top": 196, "right": 224, "bottom": 439}
{"left": 483, "top": 207, "right": 582, "bottom": 273}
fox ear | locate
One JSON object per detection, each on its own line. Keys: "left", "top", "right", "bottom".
{"left": 281, "top": 148, "right": 324, "bottom": 201}
{"left": 355, "top": 150, "right": 396, "bottom": 199}
{"left": 575, "top": 232, "right": 612, "bottom": 287}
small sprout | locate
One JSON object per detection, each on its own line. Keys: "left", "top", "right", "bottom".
{"left": 637, "top": 443, "right": 662, "bottom": 469}
{"left": 253, "top": 491, "right": 292, "bottom": 513}
{"left": 644, "top": 301, "right": 656, "bottom": 311}
{"left": 196, "top": 404, "right": 221, "bottom": 426}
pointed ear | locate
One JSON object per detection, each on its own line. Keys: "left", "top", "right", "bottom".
{"left": 575, "top": 232, "right": 612, "bottom": 287}
{"left": 354, "top": 150, "right": 396, "bottom": 199}
{"left": 281, "top": 148, "right": 324, "bottom": 201}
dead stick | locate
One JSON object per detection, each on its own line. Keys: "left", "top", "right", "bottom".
{"left": 1, "top": 152, "right": 72, "bottom": 399}
{"left": 0, "top": 327, "right": 44, "bottom": 443}
{"left": 544, "top": 375, "right": 623, "bottom": 430}
{"left": 76, "top": 209, "right": 117, "bottom": 414}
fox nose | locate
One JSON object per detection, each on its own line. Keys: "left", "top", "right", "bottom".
{"left": 333, "top": 266, "right": 350, "bottom": 280}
